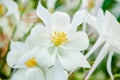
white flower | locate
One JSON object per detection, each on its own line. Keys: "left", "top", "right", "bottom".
{"left": 10, "top": 1, "right": 90, "bottom": 72}
{"left": 36, "top": 1, "right": 90, "bottom": 70}
{"left": 11, "top": 56, "right": 68, "bottom": 80}
{"left": 85, "top": 9, "right": 120, "bottom": 80}
{"left": 0, "top": 0, "right": 19, "bottom": 22}
{"left": 7, "top": 41, "right": 69, "bottom": 80}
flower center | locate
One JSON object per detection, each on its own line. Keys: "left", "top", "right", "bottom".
{"left": 25, "top": 57, "right": 37, "bottom": 67}
{"left": 51, "top": 31, "right": 68, "bottom": 46}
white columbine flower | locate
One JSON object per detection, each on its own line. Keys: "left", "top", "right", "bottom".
{"left": 11, "top": 1, "right": 90, "bottom": 72}
{"left": 0, "top": 0, "right": 19, "bottom": 22}
{"left": 10, "top": 55, "right": 68, "bottom": 80}
{"left": 7, "top": 41, "right": 69, "bottom": 80}
{"left": 85, "top": 9, "right": 120, "bottom": 80}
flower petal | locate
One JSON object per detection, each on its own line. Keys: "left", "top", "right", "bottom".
{"left": 13, "top": 46, "right": 40, "bottom": 67}
{"left": 12, "top": 69, "right": 26, "bottom": 80}
{"left": 105, "top": 11, "right": 120, "bottom": 41}
{"left": 25, "top": 68, "right": 45, "bottom": 80}
{"left": 70, "top": 9, "right": 86, "bottom": 33}
{"left": 6, "top": 41, "right": 29, "bottom": 68}
{"left": 46, "top": 67, "right": 54, "bottom": 80}
{"left": 85, "top": 12, "right": 96, "bottom": 30}
{"left": 57, "top": 47, "right": 90, "bottom": 71}
{"left": 35, "top": 46, "right": 56, "bottom": 68}
{"left": 10, "top": 40, "right": 28, "bottom": 50}
{"left": 46, "top": 59, "right": 68, "bottom": 80}
{"left": 95, "top": 9, "right": 113, "bottom": 35}
{"left": 36, "top": 1, "right": 51, "bottom": 28}
{"left": 85, "top": 36, "right": 105, "bottom": 58}
{"left": 51, "top": 11, "right": 70, "bottom": 33}
{"left": 54, "top": 57, "right": 66, "bottom": 80}
{"left": 63, "top": 31, "right": 89, "bottom": 51}
{"left": 47, "top": 0, "right": 57, "bottom": 9}
{"left": 107, "top": 51, "right": 114, "bottom": 80}
{"left": 112, "top": 41, "right": 120, "bottom": 54}
{"left": 2, "top": 0, "right": 19, "bottom": 22}
{"left": 85, "top": 42, "right": 111, "bottom": 80}
{"left": 25, "top": 24, "right": 49, "bottom": 48}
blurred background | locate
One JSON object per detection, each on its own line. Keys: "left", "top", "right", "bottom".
{"left": 0, "top": 0, "right": 120, "bottom": 80}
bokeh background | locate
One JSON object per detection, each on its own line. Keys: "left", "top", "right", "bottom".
{"left": 0, "top": 0, "right": 120, "bottom": 80}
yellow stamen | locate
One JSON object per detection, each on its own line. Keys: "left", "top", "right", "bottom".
{"left": 0, "top": 4, "right": 4, "bottom": 14}
{"left": 25, "top": 57, "right": 37, "bottom": 67}
{"left": 51, "top": 31, "right": 68, "bottom": 46}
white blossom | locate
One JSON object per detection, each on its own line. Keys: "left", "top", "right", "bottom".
{"left": 9, "top": 1, "right": 90, "bottom": 72}
{"left": 85, "top": 9, "right": 120, "bottom": 80}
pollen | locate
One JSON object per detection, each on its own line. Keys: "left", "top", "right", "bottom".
{"left": 25, "top": 57, "right": 37, "bottom": 67}
{"left": 51, "top": 31, "right": 68, "bottom": 46}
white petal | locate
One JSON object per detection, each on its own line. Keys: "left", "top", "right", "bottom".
{"left": 105, "top": 11, "right": 120, "bottom": 41}
{"left": 95, "top": 9, "right": 112, "bottom": 35}
{"left": 25, "top": 68, "right": 45, "bottom": 80}
{"left": 47, "top": 0, "right": 57, "bottom": 9}
{"left": 85, "top": 42, "right": 111, "bottom": 80}
{"left": 86, "top": 9, "right": 104, "bottom": 34}
{"left": 85, "top": 36, "right": 105, "bottom": 58}
{"left": 13, "top": 47, "right": 40, "bottom": 67}
{"left": 51, "top": 11, "right": 70, "bottom": 33}
{"left": 57, "top": 47, "right": 90, "bottom": 71}
{"left": 112, "top": 41, "right": 120, "bottom": 54}
{"left": 7, "top": 50, "right": 26, "bottom": 68}
{"left": 46, "top": 62, "right": 68, "bottom": 80}
{"left": 96, "top": 9, "right": 107, "bottom": 34}
{"left": 25, "top": 24, "right": 49, "bottom": 47}
{"left": 46, "top": 67, "right": 54, "bottom": 80}
{"left": 107, "top": 51, "right": 114, "bottom": 80}
{"left": 35, "top": 47, "right": 56, "bottom": 68}
{"left": 54, "top": 57, "right": 65, "bottom": 80}
{"left": 3, "top": 0, "right": 19, "bottom": 22}
{"left": 85, "top": 12, "right": 96, "bottom": 30}
{"left": 63, "top": 31, "right": 89, "bottom": 51}
{"left": 7, "top": 41, "right": 29, "bottom": 68}
{"left": 70, "top": 9, "right": 86, "bottom": 33}
{"left": 108, "top": 21, "right": 120, "bottom": 41}
{"left": 12, "top": 69, "right": 26, "bottom": 80}
{"left": 36, "top": 1, "right": 51, "bottom": 28}
{"left": 10, "top": 40, "right": 29, "bottom": 50}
